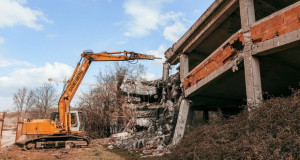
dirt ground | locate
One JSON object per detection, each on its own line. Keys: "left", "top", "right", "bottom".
{"left": 0, "top": 139, "right": 168, "bottom": 160}
{"left": 1, "top": 130, "right": 16, "bottom": 148}
{"left": 0, "top": 141, "right": 125, "bottom": 160}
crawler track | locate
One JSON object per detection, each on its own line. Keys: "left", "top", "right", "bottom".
{"left": 24, "top": 135, "right": 90, "bottom": 150}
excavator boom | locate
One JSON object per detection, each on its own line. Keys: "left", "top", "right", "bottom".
{"left": 58, "top": 50, "right": 159, "bottom": 133}
{"left": 17, "top": 50, "right": 159, "bottom": 150}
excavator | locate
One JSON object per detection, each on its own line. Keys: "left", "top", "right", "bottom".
{"left": 16, "top": 50, "right": 160, "bottom": 150}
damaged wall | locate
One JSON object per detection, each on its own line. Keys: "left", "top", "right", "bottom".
{"left": 110, "top": 73, "right": 182, "bottom": 157}
{"left": 184, "top": 32, "right": 245, "bottom": 89}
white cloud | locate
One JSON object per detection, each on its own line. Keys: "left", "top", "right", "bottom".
{"left": 0, "top": 37, "right": 4, "bottom": 44}
{"left": 0, "top": 61, "right": 74, "bottom": 111}
{"left": 142, "top": 72, "right": 158, "bottom": 81}
{"left": 163, "top": 21, "right": 187, "bottom": 42}
{"left": 16, "top": 0, "right": 27, "bottom": 4}
{"left": 0, "top": 62, "right": 73, "bottom": 89}
{"left": 145, "top": 45, "right": 166, "bottom": 63}
{"left": 0, "top": 0, "right": 49, "bottom": 30}
{"left": 123, "top": 0, "right": 185, "bottom": 40}
{"left": 123, "top": 0, "right": 161, "bottom": 37}
{"left": 0, "top": 56, "right": 32, "bottom": 68}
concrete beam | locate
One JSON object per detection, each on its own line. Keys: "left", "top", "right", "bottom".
{"left": 172, "top": 99, "right": 190, "bottom": 145}
{"left": 252, "top": 29, "right": 300, "bottom": 56}
{"left": 165, "top": 0, "right": 239, "bottom": 65}
{"left": 183, "top": 0, "right": 239, "bottom": 54}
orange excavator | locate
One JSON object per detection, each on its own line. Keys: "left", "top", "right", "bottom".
{"left": 16, "top": 50, "right": 159, "bottom": 150}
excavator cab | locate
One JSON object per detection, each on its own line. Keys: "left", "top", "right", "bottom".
{"left": 50, "top": 111, "right": 85, "bottom": 131}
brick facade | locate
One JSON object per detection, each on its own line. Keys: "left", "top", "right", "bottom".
{"left": 184, "top": 33, "right": 244, "bottom": 89}
{"left": 251, "top": 6, "right": 300, "bottom": 43}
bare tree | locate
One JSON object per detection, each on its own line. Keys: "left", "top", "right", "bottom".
{"left": 13, "top": 87, "right": 34, "bottom": 117}
{"left": 32, "top": 83, "right": 57, "bottom": 118}
{"left": 79, "top": 62, "right": 146, "bottom": 137}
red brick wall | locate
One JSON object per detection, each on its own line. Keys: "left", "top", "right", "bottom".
{"left": 184, "top": 33, "right": 244, "bottom": 89}
{"left": 251, "top": 5, "right": 300, "bottom": 43}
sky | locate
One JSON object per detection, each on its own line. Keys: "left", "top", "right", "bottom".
{"left": 0, "top": 0, "right": 214, "bottom": 111}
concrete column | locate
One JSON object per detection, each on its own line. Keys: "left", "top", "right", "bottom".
{"left": 203, "top": 110, "right": 209, "bottom": 122}
{"left": 171, "top": 53, "right": 191, "bottom": 145}
{"left": 172, "top": 99, "right": 190, "bottom": 145}
{"left": 240, "top": 0, "right": 263, "bottom": 107}
{"left": 162, "top": 62, "right": 170, "bottom": 81}
{"left": 244, "top": 51, "right": 263, "bottom": 107}
{"left": 179, "top": 53, "right": 189, "bottom": 82}
{"left": 239, "top": 0, "right": 255, "bottom": 32}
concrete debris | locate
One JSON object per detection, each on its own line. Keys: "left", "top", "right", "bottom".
{"left": 120, "top": 79, "right": 157, "bottom": 95}
{"left": 107, "top": 145, "right": 114, "bottom": 150}
{"left": 110, "top": 73, "right": 182, "bottom": 157}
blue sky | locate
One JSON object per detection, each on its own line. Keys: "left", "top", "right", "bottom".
{"left": 0, "top": 0, "right": 214, "bottom": 111}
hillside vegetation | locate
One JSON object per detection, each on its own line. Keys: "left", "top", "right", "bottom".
{"left": 169, "top": 89, "right": 300, "bottom": 159}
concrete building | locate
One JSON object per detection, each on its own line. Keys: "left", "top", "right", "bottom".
{"left": 165, "top": 0, "right": 300, "bottom": 145}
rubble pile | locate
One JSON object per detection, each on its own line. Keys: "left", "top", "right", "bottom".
{"left": 110, "top": 73, "right": 183, "bottom": 157}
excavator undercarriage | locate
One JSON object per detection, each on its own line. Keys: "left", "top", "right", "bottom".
{"left": 24, "top": 134, "right": 90, "bottom": 150}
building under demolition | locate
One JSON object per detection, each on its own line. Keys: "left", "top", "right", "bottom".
{"left": 110, "top": 0, "right": 300, "bottom": 157}
{"left": 164, "top": 0, "right": 300, "bottom": 145}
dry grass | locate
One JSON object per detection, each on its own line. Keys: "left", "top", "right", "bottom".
{"left": 168, "top": 89, "right": 300, "bottom": 160}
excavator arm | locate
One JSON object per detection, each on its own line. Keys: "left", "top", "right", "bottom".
{"left": 58, "top": 50, "right": 159, "bottom": 133}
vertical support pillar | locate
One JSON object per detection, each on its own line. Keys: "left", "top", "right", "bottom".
{"left": 172, "top": 53, "right": 190, "bottom": 145}
{"left": 162, "top": 62, "right": 170, "bottom": 81}
{"left": 240, "top": 0, "right": 263, "bottom": 108}
{"left": 203, "top": 110, "right": 209, "bottom": 122}
{"left": 179, "top": 54, "right": 189, "bottom": 82}
{"left": 172, "top": 99, "right": 190, "bottom": 145}
{"left": 0, "top": 112, "right": 5, "bottom": 149}
{"left": 240, "top": 0, "right": 255, "bottom": 31}
{"left": 15, "top": 118, "right": 24, "bottom": 143}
